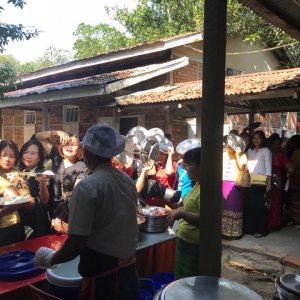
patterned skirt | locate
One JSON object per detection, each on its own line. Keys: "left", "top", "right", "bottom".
{"left": 288, "top": 171, "right": 300, "bottom": 225}
{"left": 175, "top": 237, "right": 199, "bottom": 279}
{"left": 222, "top": 181, "right": 243, "bottom": 239}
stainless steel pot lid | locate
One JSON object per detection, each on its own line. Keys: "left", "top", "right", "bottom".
{"left": 127, "top": 126, "right": 148, "bottom": 144}
{"left": 280, "top": 274, "right": 300, "bottom": 295}
{"left": 176, "top": 138, "right": 201, "bottom": 155}
{"left": 160, "top": 276, "right": 263, "bottom": 300}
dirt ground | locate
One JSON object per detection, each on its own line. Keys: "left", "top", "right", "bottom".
{"left": 221, "top": 247, "right": 299, "bottom": 300}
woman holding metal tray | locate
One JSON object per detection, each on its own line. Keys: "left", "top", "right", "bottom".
{"left": 35, "top": 130, "right": 89, "bottom": 234}
{"left": 0, "top": 140, "right": 35, "bottom": 246}
{"left": 18, "top": 139, "right": 53, "bottom": 238}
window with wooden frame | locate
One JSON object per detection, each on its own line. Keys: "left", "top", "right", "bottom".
{"left": 63, "top": 105, "right": 79, "bottom": 123}
{"left": 24, "top": 111, "right": 36, "bottom": 125}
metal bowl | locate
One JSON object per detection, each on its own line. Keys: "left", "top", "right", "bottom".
{"left": 115, "top": 151, "right": 133, "bottom": 166}
{"left": 127, "top": 126, "right": 148, "bottom": 145}
{"left": 140, "top": 136, "right": 160, "bottom": 164}
{"left": 125, "top": 135, "right": 140, "bottom": 155}
{"left": 176, "top": 138, "right": 201, "bottom": 155}
{"left": 148, "top": 128, "right": 164, "bottom": 137}
{"left": 227, "top": 134, "right": 246, "bottom": 153}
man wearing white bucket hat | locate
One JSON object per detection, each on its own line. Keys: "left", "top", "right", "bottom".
{"left": 34, "top": 124, "right": 139, "bottom": 300}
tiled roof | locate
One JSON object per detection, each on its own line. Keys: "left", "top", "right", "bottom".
{"left": 116, "top": 68, "right": 300, "bottom": 106}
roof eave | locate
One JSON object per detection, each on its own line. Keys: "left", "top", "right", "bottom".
{"left": 19, "top": 31, "right": 203, "bottom": 84}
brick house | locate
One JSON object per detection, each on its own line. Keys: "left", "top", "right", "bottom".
{"left": 1, "top": 31, "right": 299, "bottom": 149}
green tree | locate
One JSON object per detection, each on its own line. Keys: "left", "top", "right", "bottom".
{"left": 105, "top": 0, "right": 299, "bottom": 67}
{"left": 73, "top": 23, "right": 130, "bottom": 59}
{"left": 0, "top": 54, "right": 19, "bottom": 94}
{"left": 19, "top": 46, "right": 73, "bottom": 74}
{"left": 0, "top": 0, "right": 39, "bottom": 52}
{"left": 106, "top": 0, "right": 204, "bottom": 43}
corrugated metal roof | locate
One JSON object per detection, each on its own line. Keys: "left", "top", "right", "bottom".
{"left": 19, "top": 31, "right": 203, "bottom": 84}
{"left": 116, "top": 67, "right": 300, "bottom": 106}
{"left": 4, "top": 60, "right": 180, "bottom": 98}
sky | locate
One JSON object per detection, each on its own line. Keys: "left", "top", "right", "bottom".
{"left": 2, "top": 0, "right": 136, "bottom": 63}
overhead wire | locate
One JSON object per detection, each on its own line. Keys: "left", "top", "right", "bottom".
{"left": 184, "top": 41, "right": 300, "bottom": 55}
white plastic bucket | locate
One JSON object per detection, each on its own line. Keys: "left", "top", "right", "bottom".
{"left": 46, "top": 256, "right": 82, "bottom": 299}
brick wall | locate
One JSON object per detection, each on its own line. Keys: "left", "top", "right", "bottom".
{"left": 172, "top": 56, "right": 203, "bottom": 83}
{"left": 229, "top": 112, "right": 296, "bottom": 136}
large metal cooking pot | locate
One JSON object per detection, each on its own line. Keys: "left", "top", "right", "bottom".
{"left": 275, "top": 274, "right": 300, "bottom": 300}
{"left": 154, "top": 276, "right": 264, "bottom": 300}
{"left": 139, "top": 206, "right": 170, "bottom": 233}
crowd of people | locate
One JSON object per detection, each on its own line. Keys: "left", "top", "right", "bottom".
{"left": 0, "top": 123, "right": 300, "bottom": 298}
{"left": 0, "top": 129, "right": 89, "bottom": 246}
{"left": 222, "top": 129, "right": 300, "bottom": 240}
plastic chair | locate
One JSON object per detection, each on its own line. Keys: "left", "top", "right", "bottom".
{"left": 28, "top": 284, "right": 62, "bottom": 300}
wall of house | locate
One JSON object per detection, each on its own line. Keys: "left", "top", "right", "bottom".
{"left": 226, "top": 36, "right": 280, "bottom": 73}
{"left": 171, "top": 37, "right": 280, "bottom": 79}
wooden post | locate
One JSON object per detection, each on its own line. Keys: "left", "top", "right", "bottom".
{"left": 249, "top": 110, "right": 255, "bottom": 136}
{"left": 0, "top": 109, "right": 2, "bottom": 140}
{"left": 42, "top": 103, "right": 49, "bottom": 131}
{"left": 196, "top": 103, "right": 202, "bottom": 139}
{"left": 198, "top": 0, "right": 227, "bottom": 277}
{"left": 165, "top": 106, "right": 172, "bottom": 136}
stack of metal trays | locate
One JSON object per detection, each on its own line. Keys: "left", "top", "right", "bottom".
{"left": 139, "top": 206, "right": 170, "bottom": 233}
{"left": 275, "top": 274, "right": 300, "bottom": 300}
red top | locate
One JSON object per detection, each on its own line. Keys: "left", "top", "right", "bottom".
{"left": 272, "top": 152, "right": 289, "bottom": 178}
{"left": 0, "top": 234, "right": 67, "bottom": 295}
{"left": 146, "top": 161, "right": 177, "bottom": 207}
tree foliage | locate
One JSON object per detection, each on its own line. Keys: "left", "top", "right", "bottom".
{"left": 0, "top": 0, "right": 39, "bottom": 52}
{"left": 19, "top": 46, "right": 73, "bottom": 73}
{"left": 0, "top": 54, "right": 19, "bottom": 94}
{"left": 110, "top": 0, "right": 299, "bottom": 66}
{"left": 73, "top": 23, "right": 130, "bottom": 59}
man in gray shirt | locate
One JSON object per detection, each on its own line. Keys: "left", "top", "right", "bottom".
{"left": 35, "top": 124, "right": 139, "bottom": 300}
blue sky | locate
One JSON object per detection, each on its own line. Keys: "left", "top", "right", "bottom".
{"left": 2, "top": 0, "right": 136, "bottom": 62}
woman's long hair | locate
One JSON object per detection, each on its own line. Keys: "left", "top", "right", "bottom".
{"left": 249, "top": 130, "right": 266, "bottom": 150}
{"left": 0, "top": 140, "right": 19, "bottom": 167}
{"left": 19, "top": 139, "right": 45, "bottom": 170}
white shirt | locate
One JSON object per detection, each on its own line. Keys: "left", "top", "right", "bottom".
{"left": 68, "top": 165, "right": 138, "bottom": 259}
{"left": 247, "top": 147, "right": 272, "bottom": 177}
